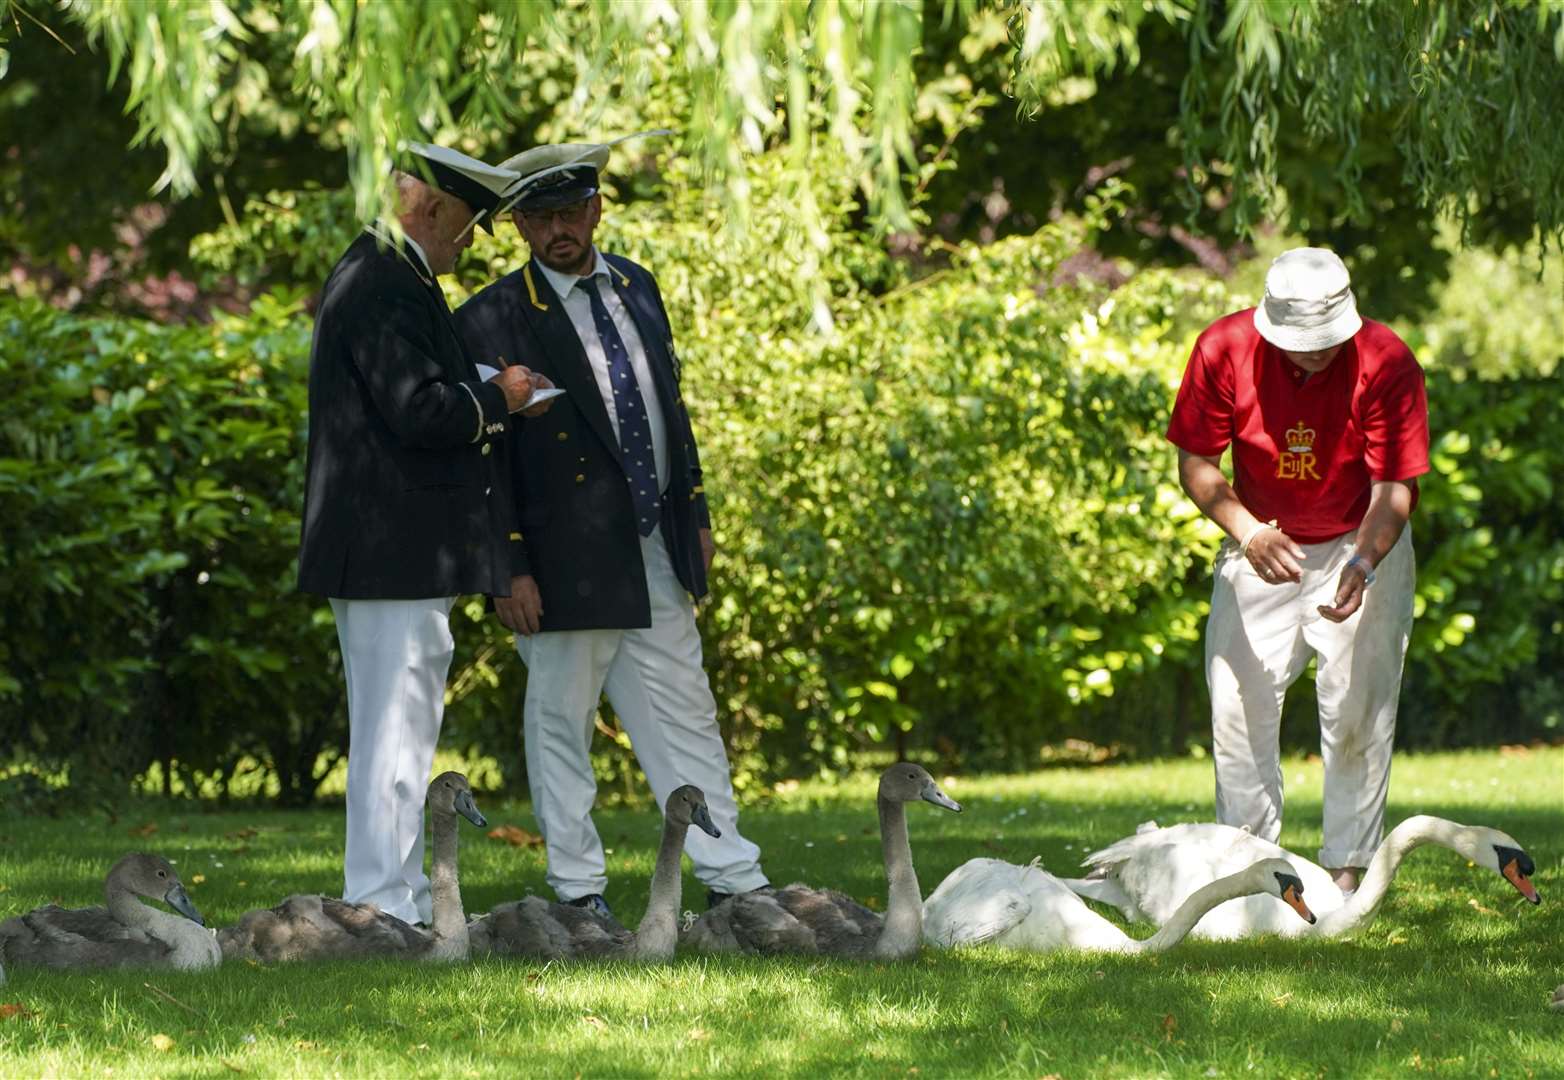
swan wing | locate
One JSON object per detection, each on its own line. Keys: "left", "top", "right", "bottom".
{"left": 771, "top": 886, "right": 880, "bottom": 956}
{"left": 217, "top": 895, "right": 428, "bottom": 963}
{"left": 1058, "top": 875, "right": 1140, "bottom": 919}
{"left": 315, "top": 897, "right": 430, "bottom": 952}
{"left": 469, "top": 896, "right": 630, "bottom": 959}
{"left": 679, "top": 902, "right": 744, "bottom": 954}
{"left": 922, "top": 859, "right": 1031, "bottom": 948}
{"left": 468, "top": 897, "right": 570, "bottom": 959}
{"left": 1082, "top": 823, "right": 1342, "bottom": 939}
{"left": 546, "top": 900, "right": 635, "bottom": 957}
{"left": 0, "top": 905, "right": 174, "bottom": 970}
{"left": 724, "top": 891, "right": 820, "bottom": 955}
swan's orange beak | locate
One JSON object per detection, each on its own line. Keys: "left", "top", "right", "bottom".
{"left": 1502, "top": 858, "right": 1540, "bottom": 905}
{"left": 1282, "top": 882, "right": 1316, "bottom": 924}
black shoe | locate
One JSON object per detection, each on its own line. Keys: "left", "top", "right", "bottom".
{"left": 565, "top": 893, "right": 615, "bottom": 921}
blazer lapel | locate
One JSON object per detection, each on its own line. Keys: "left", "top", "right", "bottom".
{"left": 375, "top": 234, "right": 479, "bottom": 379}
{"left": 423, "top": 281, "right": 482, "bottom": 378}
{"left": 523, "top": 260, "right": 624, "bottom": 465}
{"left": 609, "top": 267, "right": 680, "bottom": 418}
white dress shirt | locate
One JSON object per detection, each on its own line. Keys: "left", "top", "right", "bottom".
{"left": 537, "top": 250, "right": 669, "bottom": 493}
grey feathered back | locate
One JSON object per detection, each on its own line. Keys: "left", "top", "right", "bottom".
{"left": 681, "top": 884, "right": 882, "bottom": 956}
{"left": 468, "top": 895, "right": 632, "bottom": 960}
{"left": 0, "top": 904, "right": 181, "bottom": 970}
{"left": 217, "top": 896, "right": 430, "bottom": 964}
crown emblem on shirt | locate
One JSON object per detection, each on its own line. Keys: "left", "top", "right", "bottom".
{"left": 1285, "top": 422, "right": 1316, "bottom": 454}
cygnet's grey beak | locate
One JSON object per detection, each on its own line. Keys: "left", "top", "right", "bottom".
{"left": 165, "top": 883, "right": 206, "bottom": 926}
{"left": 922, "top": 782, "right": 962, "bottom": 813}
{"left": 455, "top": 789, "right": 488, "bottom": 829}
{"left": 692, "top": 802, "right": 721, "bottom": 839}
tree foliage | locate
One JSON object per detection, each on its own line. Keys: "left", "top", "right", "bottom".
{"left": 3, "top": 0, "right": 1560, "bottom": 262}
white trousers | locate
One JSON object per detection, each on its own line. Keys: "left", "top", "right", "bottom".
{"left": 515, "top": 530, "right": 768, "bottom": 901}
{"left": 331, "top": 596, "right": 456, "bottom": 924}
{"left": 1207, "top": 528, "right": 1415, "bottom": 868}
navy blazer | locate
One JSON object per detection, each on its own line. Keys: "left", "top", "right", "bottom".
{"left": 454, "top": 254, "right": 711, "bottom": 632}
{"left": 298, "top": 232, "right": 523, "bottom": 599}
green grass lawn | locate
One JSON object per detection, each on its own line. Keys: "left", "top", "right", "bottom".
{"left": 1, "top": 747, "right": 1560, "bottom": 1078}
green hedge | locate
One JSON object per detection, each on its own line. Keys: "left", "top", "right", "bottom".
{"left": 0, "top": 293, "right": 345, "bottom": 807}
{"left": 3, "top": 175, "right": 1559, "bottom": 807}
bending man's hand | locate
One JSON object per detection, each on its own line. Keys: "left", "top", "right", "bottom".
{"left": 699, "top": 527, "right": 715, "bottom": 573}
{"left": 1246, "top": 527, "right": 1306, "bottom": 585}
{"left": 1318, "top": 563, "right": 1369, "bottom": 622}
{"left": 495, "top": 574, "right": 544, "bottom": 636}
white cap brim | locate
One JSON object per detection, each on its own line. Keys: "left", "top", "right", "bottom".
{"left": 1254, "top": 301, "right": 1362, "bottom": 352}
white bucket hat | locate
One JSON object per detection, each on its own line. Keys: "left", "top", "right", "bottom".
{"left": 1253, "top": 247, "right": 1362, "bottom": 352}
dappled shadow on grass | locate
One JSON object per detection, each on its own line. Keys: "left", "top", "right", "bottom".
{"left": 4, "top": 942, "right": 1561, "bottom": 1077}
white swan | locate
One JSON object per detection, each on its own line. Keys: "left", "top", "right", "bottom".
{"left": 218, "top": 771, "right": 486, "bottom": 963}
{"left": 467, "top": 784, "right": 720, "bottom": 961}
{"left": 681, "top": 763, "right": 962, "bottom": 959}
{"left": 1062, "top": 815, "right": 1540, "bottom": 941}
{"left": 922, "top": 855, "right": 1314, "bottom": 953}
{"left": 0, "top": 853, "right": 219, "bottom": 972}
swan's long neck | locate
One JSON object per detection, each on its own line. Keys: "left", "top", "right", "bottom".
{"left": 1315, "top": 815, "right": 1442, "bottom": 936}
{"left": 873, "top": 797, "right": 922, "bottom": 958}
{"left": 428, "top": 809, "right": 469, "bottom": 960}
{"left": 633, "top": 816, "right": 690, "bottom": 958}
{"left": 1127, "top": 869, "right": 1259, "bottom": 955}
{"left": 107, "top": 885, "right": 157, "bottom": 931}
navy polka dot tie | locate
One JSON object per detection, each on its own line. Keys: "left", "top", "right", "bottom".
{"left": 579, "top": 277, "right": 660, "bottom": 536}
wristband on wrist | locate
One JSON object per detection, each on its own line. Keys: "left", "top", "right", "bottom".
{"left": 1239, "top": 521, "right": 1277, "bottom": 554}
{"left": 1346, "top": 553, "right": 1376, "bottom": 585}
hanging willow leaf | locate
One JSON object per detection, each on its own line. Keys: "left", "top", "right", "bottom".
{"left": 1, "top": 0, "right": 1560, "bottom": 253}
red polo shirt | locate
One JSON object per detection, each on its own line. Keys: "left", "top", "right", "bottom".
{"left": 1166, "top": 310, "right": 1430, "bottom": 544}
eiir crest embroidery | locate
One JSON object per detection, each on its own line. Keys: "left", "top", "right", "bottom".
{"left": 1276, "top": 421, "right": 1321, "bottom": 480}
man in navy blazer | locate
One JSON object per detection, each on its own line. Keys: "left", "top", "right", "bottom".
{"left": 299, "top": 142, "right": 549, "bottom": 926}
{"left": 454, "top": 141, "right": 768, "bottom": 919}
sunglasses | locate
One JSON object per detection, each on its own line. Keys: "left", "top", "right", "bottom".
{"left": 512, "top": 200, "right": 592, "bottom": 228}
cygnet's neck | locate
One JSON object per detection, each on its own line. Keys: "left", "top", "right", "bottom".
{"left": 634, "top": 815, "right": 691, "bottom": 959}
{"left": 873, "top": 797, "right": 922, "bottom": 958}
{"left": 108, "top": 883, "right": 159, "bottom": 931}
{"left": 428, "top": 808, "right": 469, "bottom": 960}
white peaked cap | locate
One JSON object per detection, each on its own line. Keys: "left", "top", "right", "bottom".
{"left": 494, "top": 130, "right": 672, "bottom": 216}
{"left": 399, "top": 140, "right": 518, "bottom": 234}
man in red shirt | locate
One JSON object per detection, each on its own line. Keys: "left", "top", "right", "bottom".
{"left": 1167, "top": 247, "right": 1429, "bottom": 894}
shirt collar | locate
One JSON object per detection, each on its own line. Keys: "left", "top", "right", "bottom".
{"left": 401, "top": 233, "right": 434, "bottom": 279}
{"left": 364, "top": 222, "right": 435, "bottom": 282}
{"left": 535, "top": 247, "right": 609, "bottom": 300}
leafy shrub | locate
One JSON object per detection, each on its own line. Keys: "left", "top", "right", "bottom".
{"left": 0, "top": 292, "right": 344, "bottom": 806}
